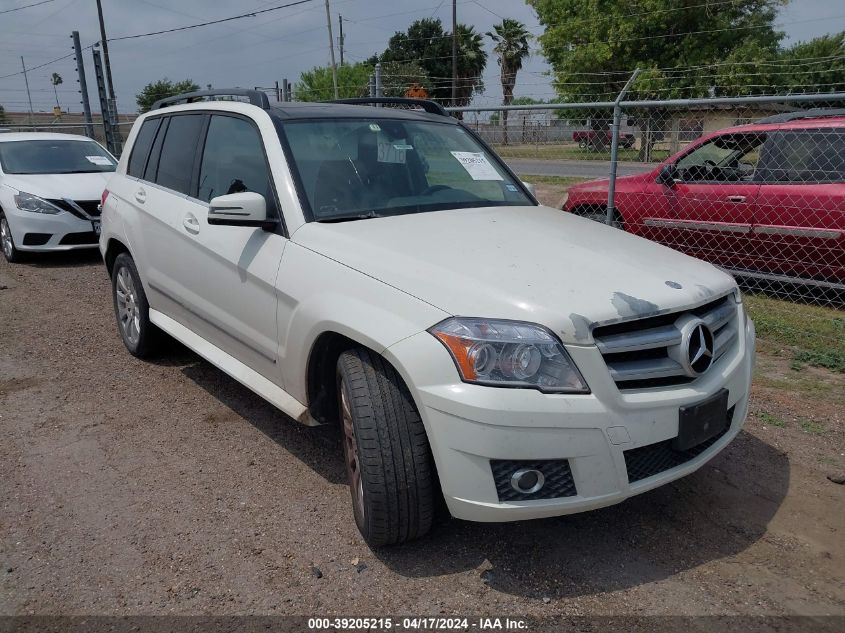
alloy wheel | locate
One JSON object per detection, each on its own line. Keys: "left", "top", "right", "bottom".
{"left": 115, "top": 266, "right": 141, "bottom": 346}
{"left": 1, "top": 218, "right": 13, "bottom": 259}
{"left": 339, "top": 378, "right": 365, "bottom": 524}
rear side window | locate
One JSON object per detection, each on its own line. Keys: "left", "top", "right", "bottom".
{"left": 154, "top": 114, "right": 205, "bottom": 194}
{"left": 127, "top": 118, "right": 161, "bottom": 178}
{"left": 197, "top": 115, "right": 273, "bottom": 205}
{"left": 759, "top": 128, "right": 845, "bottom": 183}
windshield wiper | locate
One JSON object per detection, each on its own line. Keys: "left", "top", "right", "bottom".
{"left": 316, "top": 210, "right": 382, "bottom": 223}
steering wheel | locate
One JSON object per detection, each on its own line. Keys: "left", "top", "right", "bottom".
{"left": 703, "top": 159, "right": 718, "bottom": 175}
{"left": 421, "top": 185, "right": 452, "bottom": 196}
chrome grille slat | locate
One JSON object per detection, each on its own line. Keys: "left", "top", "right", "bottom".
{"left": 607, "top": 357, "right": 686, "bottom": 381}
{"left": 595, "top": 324, "right": 681, "bottom": 354}
{"left": 593, "top": 294, "right": 739, "bottom": 390}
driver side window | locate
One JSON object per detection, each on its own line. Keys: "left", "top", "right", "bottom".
{"left": 675, "top": 133, "right": 765, "bottom": 183}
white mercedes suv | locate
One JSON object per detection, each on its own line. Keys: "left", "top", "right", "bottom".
{"left": 100, "top": 91, "right": 755, "bottom": 546}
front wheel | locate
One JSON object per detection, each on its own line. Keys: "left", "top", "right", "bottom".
{"left": 336, "top": 348, "right": 435, "bottom": 546}
{"left": 0, "top": 213, "right": 22, "bottom": 263}
{"left": 111, "top": 252, "right": 162, "bottom": 358}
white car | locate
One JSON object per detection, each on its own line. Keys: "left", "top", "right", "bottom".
{"left": 100, "top": 91, "right": 755, "bottom": 546}
{"left": 0, "top": 132, "right": 116, "bottom": 262}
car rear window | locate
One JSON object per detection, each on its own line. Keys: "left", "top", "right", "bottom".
{"left": 153, "top": 114, "right": 205, "bottom": 194}
{"left": 759, "top": 128, "right": 845, "bottom": 183}
{"left": 127, "top": 118, "right": 161, "bottom": 179}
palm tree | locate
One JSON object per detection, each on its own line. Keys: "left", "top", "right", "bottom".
{"left": 453, "top": 24, "right": 488, "bottom": 114}
{"left": 487, "top": 19, "right": 531, "bottom": 145}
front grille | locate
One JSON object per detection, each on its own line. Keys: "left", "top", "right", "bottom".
{"left": 22, "top": 232, "right": 51, "bottom": 246}
{"left": 46, "top": 199, "right": 100, "bottom": 219}
{"left": 59, "top": 231, "right": 98, "bottom": 245}
{"left": 491, "top": 459, "right": 577, "bottom": 501}
{"left": 624, "top": 405, "right": 736, "bottom": 483}
{"left": 593, "top": 294, "right": 738, "bottom": 390}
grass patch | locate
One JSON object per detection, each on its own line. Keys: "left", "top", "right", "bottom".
{"left": 518, "top": 175, "right": 589, "bottom": 187}
{"left": 758, "top": 411, "right": 786, "bottom": 427}
{"left": 800, "top": 419, "right": 826, "bottom": 435}
{"left": 493, "top": 144, "right": 669, "bottom": 163}
{"left": 745, "top": 294, "right": 845, "bottom": 373}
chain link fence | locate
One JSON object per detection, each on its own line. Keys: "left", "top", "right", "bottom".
{"left": 453, "top": 94, "right": 845, "bottom": 311}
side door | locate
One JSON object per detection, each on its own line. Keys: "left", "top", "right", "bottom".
{"left": 658, "top": 132, "right": 765, "bottom": 269}
{"left": 167, "top": 112, "right": 287, "bottom": 383}
{"left": 751, "top": 127, "right": 845, "bottom": 283}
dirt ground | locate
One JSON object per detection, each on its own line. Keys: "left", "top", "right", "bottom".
{"left": 1, "top": 251, "right": 843, "bottom": 623}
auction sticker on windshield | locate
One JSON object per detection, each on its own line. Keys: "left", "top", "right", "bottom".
{"left": 450, "top": 151, "right": 503, "bottom": 181}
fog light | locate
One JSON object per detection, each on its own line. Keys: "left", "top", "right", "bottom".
{"left": 510, "top": 468, "right": 545, "bottom": 494}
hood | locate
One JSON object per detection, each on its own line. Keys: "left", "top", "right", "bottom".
{"left": 569, "top": 171, "right": 654, "bottom": 194}
{"left": 292, "top": 205, "right": 737, "bottom": 344}
{"left": 1, "top": 172, "right": 112, "bottom": 201}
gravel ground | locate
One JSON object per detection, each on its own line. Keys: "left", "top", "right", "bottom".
{"left": 1, "top": 251, "right": 843, "bottom": 623}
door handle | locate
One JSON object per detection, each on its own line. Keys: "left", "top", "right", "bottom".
{"left": 134, "top": 188, "right": 146, "bottom": 204}
{"left": 726, "top": 195, "right": 746, "bottom": 203}
{"left": 182, "top": 213, "right": 200, "bottom": 234}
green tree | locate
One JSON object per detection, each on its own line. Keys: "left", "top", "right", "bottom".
{"left": 378, "top": 61, "right": 434, "bottom": 98}
{"left": 294, "top": 62, "right": 372, "bottom": 101}
{"left": 380, "top": 18, "right": 487, "bottom": 107}
{"left": 135, "top": 78, "right": 200, "bottom": 113}
{"left": 487, "top": 19, "right": 531, "bottom": 144}
{"left": 527, "top": 0, "right": 786, "bottom": 158}
{"left": 776, "top": 31, "right": 845, "bottom": 93}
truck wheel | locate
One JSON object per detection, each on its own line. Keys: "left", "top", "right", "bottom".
{"left": 111, "top": 252, "right": 162, "bottom": 358}
{"left": 336, "top": 348, "right": 435, "bottom": 546}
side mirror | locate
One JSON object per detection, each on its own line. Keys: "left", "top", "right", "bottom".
{"left": 521, "top": 181, "right": 536, "bottom": 196}
{"left": 208, "top": 192, "right": 276, "bottom": 229}
{"left": 656, "top": 164, "right": 678, "bottom": 186}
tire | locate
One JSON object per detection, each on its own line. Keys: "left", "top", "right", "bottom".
{"left": 336, "top": 348, "right": 435, "bottom": 546}
{"left": 0, "top": 212, "right": 22, "bottom": 263}
{"left": 111, "top": 252, "right": 162, "bottom": 358}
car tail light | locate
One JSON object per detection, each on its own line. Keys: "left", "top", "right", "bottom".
{"left": 100, "top": 189, "right": 109, "bottom": 207}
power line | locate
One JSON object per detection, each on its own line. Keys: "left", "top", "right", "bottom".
{"left": 0, "top": 0, "right": 57, "bottom": 15}
{"left": 107, "top": 0, "right": 317, "bottom": 42}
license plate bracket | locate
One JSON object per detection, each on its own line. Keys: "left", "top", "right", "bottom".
{"left": 674, "top": 388, "right": 729, "bottom": 451}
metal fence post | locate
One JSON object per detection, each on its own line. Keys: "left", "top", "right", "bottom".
{"left": 71, "top": 31, "right": 95, "bottom": 139}
{"left": 606, "top": 68, "right": 640, "bottom": 225}
{"left": 375, "top": 63, "right": 383, "bottom": 98}
{"left": 368, "top": 74, "right": 375, "bottom": 98}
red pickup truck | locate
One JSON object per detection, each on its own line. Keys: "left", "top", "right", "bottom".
{"left": 572, "top": 129, "right": 636, "bottom": 150}
{"left": 563, "top": 113, "right": 845, "bottom": 287}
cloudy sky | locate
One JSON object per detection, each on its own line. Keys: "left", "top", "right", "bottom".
{"left": 1, "top": 0, "right": 843, "bottom": 114}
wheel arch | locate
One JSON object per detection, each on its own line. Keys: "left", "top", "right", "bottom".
{"left": 104, "top": 237, "right": 130, "bottom": 276}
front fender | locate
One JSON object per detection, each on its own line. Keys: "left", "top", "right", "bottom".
{"left": 277, "top": 242, "right": 450, "bottom": 403}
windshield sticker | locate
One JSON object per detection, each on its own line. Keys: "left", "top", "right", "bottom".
{"left": 368, "top": 123, "right": 381, "bottom": 132}
{"left": 505, "top": 183, "right": 518, "bottom": 192}
{"left": 85, "top": 155, "right": 112, "bottom": 166}
{"left": 450, "top": 151, "right": 503, "bottom": 181}
{"left": 393, "top": 144, "right": 413, "bottom": 151}
{"left": 378, "top": 140, "right": 407, "bottom": 164}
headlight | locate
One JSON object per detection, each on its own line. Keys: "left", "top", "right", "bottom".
{"left": 14, "top": 192, "right": 63, "bottom": 214}
{"left": 429, "top": 317, "right": 589, "bottom": 393}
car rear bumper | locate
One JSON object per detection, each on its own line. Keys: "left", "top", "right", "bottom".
{"left": 385, "top": 309, "right": 755, "bottom": 523}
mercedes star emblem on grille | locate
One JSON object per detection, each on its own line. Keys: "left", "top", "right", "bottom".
{"left": 685, "top": 321, "right": 715, "bottom": 376}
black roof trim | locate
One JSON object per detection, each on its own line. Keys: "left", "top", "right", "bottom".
{"left": 151, "top": 89, "right": 270, "bottom": 110}
{"left": 757, "top": 108, "right": 845, "bottom": 124}
{"left": 329, "top": 97, "right": 449, "bottom": 117}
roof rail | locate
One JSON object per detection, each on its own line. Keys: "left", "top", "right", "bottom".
{"left": 757, "top": 108, "right": 845, "bottom": 124}
{"left": 329, "top": 97, "right": 449, "bottom": 117}
{"left": 151, "top": 89, "right": 270, "bottom": 110}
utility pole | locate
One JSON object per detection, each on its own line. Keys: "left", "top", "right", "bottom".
{"left": 21, "top": 57, "right": 34, "bottom": 126}
{"left": 451, "top": 0, "right": 457, "bottom": 107}
{"left": 95, "top": 0, "right": 121, "bottom": 149}
{"left": 338, "top": 14, "right": 344, "bottom": 66}
{"left": 72, "top": 31, "right": 95, "bottom": 138}
{"left": 324, "top": 0, "right": 339, "bottom": 100}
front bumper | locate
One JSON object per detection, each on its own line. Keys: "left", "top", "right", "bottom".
{"left": 4, "top": 206, "right": 99, "bottom": 252}
{"left": 384, "top": 305, "right": 755, "bottom": 523}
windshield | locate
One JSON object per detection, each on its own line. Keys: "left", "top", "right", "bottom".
{"left": 0, "top": 139, "right": 116, "bottom": 175}
{"left": 280, "top": 118, "right": 532, "bottom": 221}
